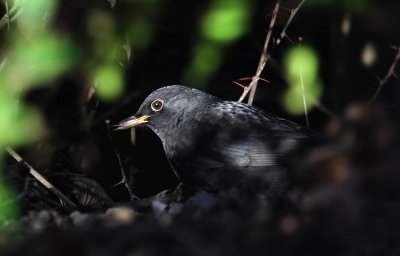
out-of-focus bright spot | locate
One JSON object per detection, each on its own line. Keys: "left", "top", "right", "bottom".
{"left": 361, "top": 43, "right": 377, "bottom": 68}
{"left": 283, "top": 45, "right": 322, "bottom": 115}
{"left": 285, "top": 46, "right": 318, "bottom": 84}
{"left": 87, "top": 10, "right": 115, "bottom": 39}
{"left": 108, "top": 0, "right": 117, "bottom": 8}
{"left": 283, "top": 80, "right": 322, "bottom": 115}
{"left": 92, "top": 65, "right": 124, "bottom": 101}
{"left": 0, "top": 177, "right": 19, "bottom": 230}
{"left": 128, "top": 19, "right": 154, "bottom": 50}
{"left": 183, "top": 42, "right": 222, "bottom": 86}
{"left": 5, "top": 35, "right": 77, "bottom": 92}
{"left": 0, "top": 87, "right": 44, "bottom": 148}
{"left": 17, "top": 0, "right": 58, "bottom": 36}
{"left": 341, "top": 15, "right": 351, "bottom": 35}
{"left": 201, "top": 0, "right": 252, "bottom": 44}
{"left": 122, "top": 44, "right": 132, "bottom": 62}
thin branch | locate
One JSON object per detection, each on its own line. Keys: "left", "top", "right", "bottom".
{"left": 238, "top": 0, "right": 306, "bottom": 105}
{"left": 238, "top": 0, "right": 281, "bottom": 105}
{"left": 234, "top": 77, "right": 270, "bottom": 89}
{"left": 106, "top": 121, "right": 139, "bottom": 201}
{"left": 369, "top": 46, "right": 400, "bottom": 103}
{"left": 233, "top": 80, "right": 246, "bottom": 89}
{"left": 6, "top": 148, "right": 78, "bottom": 209}
{"left": 315, "top": 101, "right": 338, "bottom": 120}
{"left": 276, "top": 0, "right": 306, "bottom": 45}
{"left": 0, "top": 0, "right": 21, "bottom": 30}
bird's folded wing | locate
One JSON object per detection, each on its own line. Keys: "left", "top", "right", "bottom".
{"left": 192, "top": 135, "right": 301, "bottom": 170}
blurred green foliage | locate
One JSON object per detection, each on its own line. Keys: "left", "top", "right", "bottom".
{"left": 92, "top": 64, "right": 124, "bottom": 102}
{"left": 283, "top": 45, "right": 322, "bottom": 115}
{"left": 87, "top": 10, "right": 128, "bottom": 101}
{"left": 128, "top": 18, "right": 154, "bottom": 50}
{"left": 3, "top": 35, "right": 77, "bottom": 92}
{"left": 17, "top": 0, "right": 58, "bottom": 36}
{"left": 184, "top": 0, "right": 253, "bottom": 87}
{"left": 0, "top": 0, "right": 78, "bottom": 228}
{"left": 183, "top": 43, "right": 223, "bottom": 86}
{"left": 0, "top": 87, "right": 43, "bottom": 148}
{"left": 0, "top": 173, "right": 19, "bottom": 230}
{"left": 201, "top": 0, "right": 252, "bottom": 43}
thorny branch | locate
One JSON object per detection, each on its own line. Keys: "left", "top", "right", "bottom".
{"left": 238, "top": 0, "right": 281, "bottom": 105}
{"left": 6, "top": 148, "right": 78, "bottom": 209}
{"left": 238, "top": 0, "right": 306, "bottom": 105}
{"left": 369, "top": 46, "right": 400, "bottom": 103}
{"left": 276, "top": 0, "right": 306, "bottom": 45}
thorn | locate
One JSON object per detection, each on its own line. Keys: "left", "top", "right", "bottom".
{"left": 280, "top": 5, "right": 291, "bottom": 12}
{"left": 237, "top": 77, "right": 253, "bottom": 81}
{"left": 374, "top": 74, "right": 383, "bottom": 86}
{"left": 233, "top": 81, "right": 247, "bottom": 89}
{"left": 393, "top": 72, "right": 399, "bottom": 80}
{"left": 285, "top": 34, "right": 295, "bottom": 45}
{"left": 112, "top": 180, "right": 124, "bottom": 188}
{"left": 259, "top": 77, "right": 270, "bottom": 84}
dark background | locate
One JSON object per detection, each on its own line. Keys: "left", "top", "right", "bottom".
{"left": 12, "top": 0, "right": 400, "bottom": 200}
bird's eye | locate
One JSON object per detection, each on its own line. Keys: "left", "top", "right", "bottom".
{"left": 150, "top": 99, "right": 164, "bottom": 112}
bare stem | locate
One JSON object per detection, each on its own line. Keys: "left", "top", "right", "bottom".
{"left": 238, "top": 1, "right": 281, "bottom": 105}
{"left": 276, "top": 0, "right": 306, "bottom": 45}
{"left": 369, "top": 46, "right": 400, "bottom": 103}
{"left": 238, "top": 0, "right": 306, "bottom": 105}
{"left": 106, "top": 122, "right": 139, "bottom": 201}
{"left": 315, "top": 102, "right": 338, "bottom": 120}
{"left": 6, "top": 147, "right": 78, "bottom": 209}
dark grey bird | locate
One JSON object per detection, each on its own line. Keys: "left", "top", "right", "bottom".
{"left": 115, "top": 85, "right": 311, "bottom": 197}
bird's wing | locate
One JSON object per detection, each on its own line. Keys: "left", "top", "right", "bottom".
{"left": 190, "top": 101, "right": 310, "bottom": 170}
{"left": 202, "top": 133, "right": 303, "bottom": 169}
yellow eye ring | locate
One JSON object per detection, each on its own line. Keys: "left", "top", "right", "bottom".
{"left": 150, "top": 99, "right": 164, "bottom": 112}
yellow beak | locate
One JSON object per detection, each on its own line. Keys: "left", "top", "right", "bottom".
{"left": 114, "top": 115, "right": 152, "bottom": 130}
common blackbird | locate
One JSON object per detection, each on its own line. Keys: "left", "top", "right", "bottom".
{"left": 116, "top": 85, "right": 311, "bottom": 197}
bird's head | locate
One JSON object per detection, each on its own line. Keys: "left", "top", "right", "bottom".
{"left": 114, "top": 85, "right": 217, "bottom": 140}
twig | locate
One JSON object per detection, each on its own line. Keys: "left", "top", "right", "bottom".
{"left": 238, "top": 0, "right": 306, "bottom": 105}
{"left": 369, "top": 46, "right": 400, "bottom": 103}
{"left": 315, "top": 101, "right": 338, "bottom": 120}
{"left": 106, "top": 121, "right": 139, "bottom": 201}
{"left": 239, "top": 0, "right": 281, "bottom": 105}
{"left": 233, "top": 77, "right": 269, "bottom": 89}
{"left": 6, "top": 147, "right": 78, "bottom": 208}
{"left": 276, "top": 0, "right": 306, "bottom": 45}
{"left": 0, "top": 0, "right": 21, "bottom": 30}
